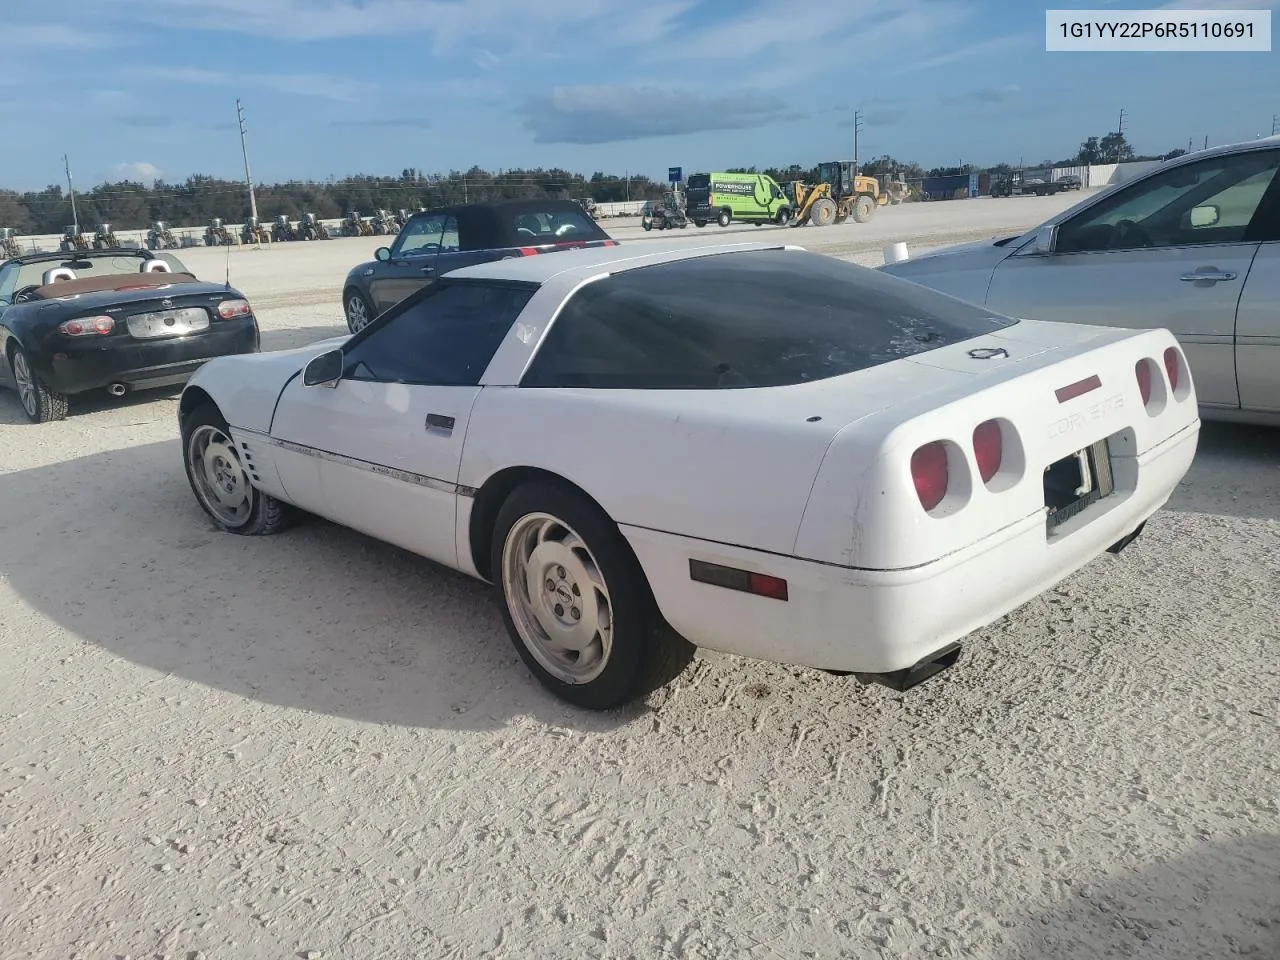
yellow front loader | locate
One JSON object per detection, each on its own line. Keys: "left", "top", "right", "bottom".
{"left": 790, "top": 161, "right": 881, "bottom": 227}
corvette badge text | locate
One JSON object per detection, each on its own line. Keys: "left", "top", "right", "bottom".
{"left": 1048, "top": 393, "right": 1124, "bottom": 439}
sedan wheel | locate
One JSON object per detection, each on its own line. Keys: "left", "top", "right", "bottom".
{"left": 9, "top": 345, "right": 68, "bottom": 423}
{"left": 345, "top": 290, "right": 374, "bottom": 334}
{"left": 492, "top": 481, "right": 694, "bottom": 709}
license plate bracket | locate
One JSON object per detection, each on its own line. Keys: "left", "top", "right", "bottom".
{"left": 1044, "top": 438, "right": 1114, "bottom": 533}
{"left": 126, "top": 306, "right": 209, "bottom": 340}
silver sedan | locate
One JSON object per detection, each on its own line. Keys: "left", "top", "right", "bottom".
{"left": 880, "top": 137, "right": 1280, "bottom": 426}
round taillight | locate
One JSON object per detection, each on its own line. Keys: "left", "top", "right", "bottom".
{"left": 972, "top": 419, "right": 1003, "bottom": 483}
{"left": 1163, "top": 347, "right": 1180, "bottom": 392}
{"left": 911, "top": 441, "right": 949, "bottom": 512}
{"left": 1135, "top": 359, "right": 1153, "bottom": 406}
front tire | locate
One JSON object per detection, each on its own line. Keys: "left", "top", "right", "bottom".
{"left": 492, "top": 481, "right": 693, "bottom": 710}
{"left": 181, "top": 401, "right": 290, "bottom": 535}
{"left": 717, "top": 209, "right": 731, "bottom": 227}
{"left": 9, "top": 344, "right": 68, "bottom": 423}
{"left": 345, "top": 288, "right": 375, "bottom": 334}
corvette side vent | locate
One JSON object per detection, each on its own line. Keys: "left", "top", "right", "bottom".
{"left": 238, "top": 441, "right": 261, "bottom": 484}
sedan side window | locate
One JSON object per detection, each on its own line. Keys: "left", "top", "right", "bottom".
{"left": 391, "top": 214, "right": 447, "bottom": 258}
{"left": 342, "top": 281, "right": 535, "bottom": 387}
{"left": 0, "top": 264, "right": 16, "bottom": 304}
{"left": 1056, "top": 149, "right": 1280, "bottom": 253}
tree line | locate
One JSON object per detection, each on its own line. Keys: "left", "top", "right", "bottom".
{"left": 0, "top": 167, "right": 674, "bottom": 235}
{"left": 0, "top": 132, "right": 1195, "bottom": 234}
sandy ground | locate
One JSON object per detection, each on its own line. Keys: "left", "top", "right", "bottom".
{"left": 1, "top": 193, "right": 1278, "bottom": 960}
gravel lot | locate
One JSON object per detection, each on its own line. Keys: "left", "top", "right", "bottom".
{"left": 1, "top": 193, "right": 1277, "bottom": 960}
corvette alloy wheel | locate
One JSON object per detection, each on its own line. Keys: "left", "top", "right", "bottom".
{"left": 501, "top": 511, "right": 614, "bottom": 685}
{"left": 186, "top": 423, "right": 253, "bottom": 527}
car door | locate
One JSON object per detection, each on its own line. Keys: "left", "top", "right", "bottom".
{"left": 367, "top": 213, "right": 447, "bottom": 314}
{"left": 1235, "top": 239, "right": 1280, "bottom": 412}
{"left": 983, "top": 147, "right": 1280, "bottom": 410}
{"left": 268, "top": 279, "right": 536, "bottom": 568}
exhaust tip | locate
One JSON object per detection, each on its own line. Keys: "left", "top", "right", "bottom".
{"left": 854, "top": 642, "right": 962, "bottom": 692}
{"left": 106, "top": 382, "right": 127, "bottom": 396}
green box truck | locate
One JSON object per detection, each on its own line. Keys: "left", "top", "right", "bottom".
{"left": 685, "top": 172, "right": 793, "bottom": 228}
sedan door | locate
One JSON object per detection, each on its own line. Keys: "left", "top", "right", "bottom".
{"left": 367, "top": 213, "right": 447, "bottom": 314}
{"left": 1235, "top": 240, "right": 1280, "bottom": 413}
{"left": 982, "top": 147, "right": 1280, "bottom": 410}
{"left": 268, "top": 279, "right": 536, "bottom": 568}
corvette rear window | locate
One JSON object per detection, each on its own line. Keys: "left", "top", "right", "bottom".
{"left": 521, "top": 248, "right": 1018, "bottom": 389}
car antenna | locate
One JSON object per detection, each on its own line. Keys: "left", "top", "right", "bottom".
{"left": 225, "top": 241, "right": 232, "bottom": 289}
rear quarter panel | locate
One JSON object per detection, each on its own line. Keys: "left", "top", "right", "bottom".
{"left": 458, "top": 386, "right": 842, "bottom": 556}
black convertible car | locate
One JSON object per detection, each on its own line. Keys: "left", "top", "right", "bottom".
{"left": 341, "top": 199, "right": 618, "bottom": 333}
{"left": 0, "top": 248, "right": 260, "bottom": 423}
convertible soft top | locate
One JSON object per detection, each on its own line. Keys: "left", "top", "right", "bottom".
{"left": 32, "top": 272, "right": 200, "bottom": 300}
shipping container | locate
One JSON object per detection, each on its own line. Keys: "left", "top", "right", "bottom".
{"left": 920, "top": 174, "right": 978, "bottom": 201}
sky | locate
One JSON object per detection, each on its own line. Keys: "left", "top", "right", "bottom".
{"left": 3, "top": 0, "right": 1277, "bottom": 190}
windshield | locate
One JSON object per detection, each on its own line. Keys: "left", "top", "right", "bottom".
{"left": 14, "top": 251, "right": 190, "bottom": 291}
{"left": 522, "top": 248, "right": 1018, "bottom": 389}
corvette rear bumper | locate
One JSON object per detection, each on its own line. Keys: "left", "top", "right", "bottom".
{"left": 621, "top": 419, "right": 1199, "bottom": 677}
{"left": 39, "top": 318, "right": 259, "bottom": 394}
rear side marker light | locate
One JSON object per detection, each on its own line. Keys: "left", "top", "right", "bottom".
{"left": 217, "top": 298, "right": 252, "bottom": 319}
{"left": 59, "top": 315, "right": 114, "bottom": 336}
{"left": 1055, "top": 374, "right": 1102, "bottom": 404}
{"left": 689, "top": 559, "right": 789, "bottom": 601}
{"left": 911, "top": 441, "right": 949, "bottom": 511}
{"left": 1163, "top": 347, "right": 1181, "bottom": 393}
{"left": 972, "top": 420, "right": 1003, "bottom": 483}
{"left": 1135, "top": 359, "right": 1153, "bottom": 406}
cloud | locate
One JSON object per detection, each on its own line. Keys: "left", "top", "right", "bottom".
{"left": 7, "top": 23, "right": 120, "bottom": 48}
{"left": 897, "top": 34, "right": 1033, "bottom": 73}
{"left": 522, "top": 84, "right": 793, "bottom": 145}
{"left": 134, "top": 67, "right": 375, "bottom": 103}
{"left": 114, "top": 0, "right": 694, "bottom": 56}
{"left": 120, "top": 115, "right": 176, "bottom": 129}
{"left": 330, "top": 118, "right": 432, "bottom": 130}
{"left": 1160, "top": 0, "right": 1273, "bottom": 8}
{"left": 942, "top": 84, "right": 1022, "bottom": 106}
{"left": 108, "top": 162, "right": 162, "bottom": 182}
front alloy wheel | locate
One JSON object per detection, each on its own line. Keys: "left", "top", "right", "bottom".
{"left": 181, "top": 402, "right": 290, "bottom": 535}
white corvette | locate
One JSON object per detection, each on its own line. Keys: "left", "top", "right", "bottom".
{"left": 178, "top": 241, "right": 1200, "bottom": 709}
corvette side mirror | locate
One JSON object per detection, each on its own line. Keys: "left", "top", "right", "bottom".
{"left": 1030, "top": 224, "right": 1057, "bottom": 254}
{"left": 303, "top": 348, "right": 343, "bottom": 387}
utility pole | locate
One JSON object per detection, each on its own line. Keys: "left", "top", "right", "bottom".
{"left": 1272, "top": 114, "right": 1278, "bottom": 136}
{"left": 1118, "top": 107, "right": 1126, "bottom": 135}
{"left": 853, "top": 110, "right": 863, "bottom": 175}
{"left": 1204, "top": 135, "right": 1209, "bottom": 150}
{"left": 236, "top": 99, "right": 258, "bottom": 222}
{"left": 63, "top": 154, "right": 79, "bottom": 235}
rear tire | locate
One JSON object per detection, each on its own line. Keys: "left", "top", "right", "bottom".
{"left": 9, "top": 344, "right": 68, "bottom": 423}
{"left": 852, "top": 195, "right": 875, "bottom": 223}
{"left": 491, "top": 481, "right": 694, "bottom": 710}
{"left": 181, "top": 401, "right": 291, "bottom": 536}
{"left": 717, "top": 209, "right": 731, "bottom": 227}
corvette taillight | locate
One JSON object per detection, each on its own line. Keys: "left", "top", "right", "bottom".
{"left": 911, "top": 441, "right": 949, "bottom": 511}
{"left": 1135, "top": 359, "right": 1154, "bottom": 407}
{"left": 1163, "top": 346, "right": 1182, "bottom": 393}
{"left": 972, "top": 420, "right": 1003, "bottom": 483}
{"left": 59, "top": 315, "right": 114, "bottom": 336}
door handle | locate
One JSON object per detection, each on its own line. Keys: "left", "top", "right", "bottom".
{"left": 1180, "top": 270, "right": 1237, "bottom": 282}
{"left": 421, "top": 265, "right": 435, "bottom": 274}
